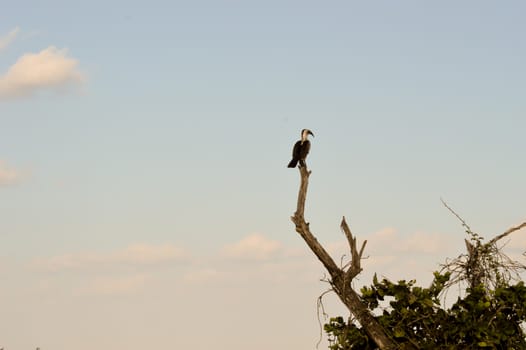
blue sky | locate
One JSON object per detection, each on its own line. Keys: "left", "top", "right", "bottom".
{"left": 1, "top": 1, "right": 526, "bottom": 349}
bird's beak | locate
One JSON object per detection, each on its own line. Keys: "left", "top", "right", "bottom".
{"left": 308, "top": 130, "right": 314, "bottom": 137}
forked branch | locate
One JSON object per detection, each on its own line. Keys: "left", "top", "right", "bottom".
{"left": 341, "top": 217, "right": 367, "bottom": 280}
{"left": 291, "top": 165, "right": 398, "bottom": 350}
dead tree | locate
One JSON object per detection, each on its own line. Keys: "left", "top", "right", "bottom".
{"left": 290, "top": 165, "right": 400, "bottom": 350}
{"left": 441, "top": 199, "right": 526, "bottom": 291}
{"left": 290, "top": 165, "right": 526, "bottom": 349}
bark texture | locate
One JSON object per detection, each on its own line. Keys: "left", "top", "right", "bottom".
{"left": 290, "top": 165, "right": 398, "bottom": 350}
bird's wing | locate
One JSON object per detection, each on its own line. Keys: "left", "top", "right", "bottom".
{"left": 292, "top": 140, "right": 302, "bottom": 158}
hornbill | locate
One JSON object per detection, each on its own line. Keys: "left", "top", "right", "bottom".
{"left": 287, "top": 129, "right": 314, "bottom": 168}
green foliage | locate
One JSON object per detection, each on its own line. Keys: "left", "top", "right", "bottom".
{"left": 325, "top": 205, "right": 526, "bottom": 349}
{"left": 325, "top": 272, "right": 526, "bottom": 349}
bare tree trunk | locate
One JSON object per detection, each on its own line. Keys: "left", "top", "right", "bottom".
{"left": 290, "top": 165, "right": 399, "bottom": 350}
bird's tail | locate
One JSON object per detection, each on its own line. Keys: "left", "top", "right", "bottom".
{"left": 287, "top": 159, "right": 298, "bottom": 168}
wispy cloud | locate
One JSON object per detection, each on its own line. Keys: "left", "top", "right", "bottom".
{"left": 0, "top": 27, "right": 19, "bottom": 51}
{"left": 0, "top": 160, "right": 22, "bottom": 186}
{"left": 182, "top": 268, "right": 225, "bottom": 284}
{"left": 327, "top": 228, "right": 457, "bottom": 257}
{"left": 221, "top": 233, "right": 282, "bottom": 261}
{"left": 34, "top": 243, "right": 189, "bottom": 271}
{"left": 118, "top": 243, "right": 190, "bottom": 264}
{"left": 0, "top": 46, "right": 84, "bottom": 99}
{"left": 323, "top": 227, "right": 464, "bottom": 284}
{"left": 368, "top": 228, "right": 454, "bottom": 255}
{"left": 79, "top": 274, "right": 148, "bottom": 296}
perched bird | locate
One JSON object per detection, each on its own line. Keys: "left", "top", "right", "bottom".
{"left": 287, "top": 129, "right": 314, "bottom": 168}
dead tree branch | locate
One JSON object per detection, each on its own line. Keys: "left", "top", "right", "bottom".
{"left": 441, "top": 200, "right": 526, "bottom": 291}
{"left": 441, "top": 198, "right": 474, "bottom": 235}
{"left": 291, "top": 165, "right": 398, "bottom": 350}
{"left": 488, "top": 221, "right": 526, "bottom": 246}
{"left": 341, "top": 217, "right": 367, "bottom": 281}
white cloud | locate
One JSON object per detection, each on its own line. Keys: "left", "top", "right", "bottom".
{"left": 34, "top": 243, "right": 189, "bottom": 271}
{"left": 117, "top": 243, "right": 189, "bottom": 264}
{"left": 0, "top": 46, "right": 84, "bottom": 99}
{"left": 79, "top": 274, "right": 147, "bottom": 296}
{"left": 221, "top": 233, "right": 282, "bottom": 261}
{"left": 367, "top": 228, "right": 453, "bottom": 255}
{"left": 0, "top": 27, "right": 19, "bottom": 51}
{"left": 327, "top": 227, "right": 457, "bottom": 257}
{"left": 182, "top": 268, "right": 225, "bottom": 284}
{"left": 0, "top": 161, "right": 22, "bottom": 186}
{"left": 323, "top": 227, "right": 463, "bottom": 284}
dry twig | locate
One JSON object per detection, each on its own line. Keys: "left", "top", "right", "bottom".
{"left": 440, "top": 200, "right": 526, "bottom": 291}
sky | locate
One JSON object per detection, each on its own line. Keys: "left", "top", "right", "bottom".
{"left": 1, "top": 1, "right": 526, "bottom": 349}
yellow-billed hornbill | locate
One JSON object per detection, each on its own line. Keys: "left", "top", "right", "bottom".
{"left": 287, "top": 129, "right": 314, "bottom": 168}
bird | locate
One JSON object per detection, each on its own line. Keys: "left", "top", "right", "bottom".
{"left": 287, "top": 129, "right": 314, "bottom": 168}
